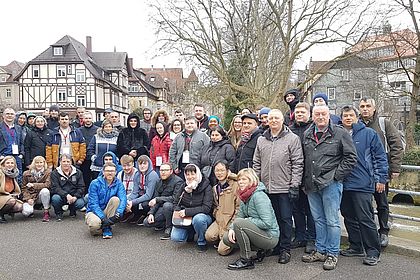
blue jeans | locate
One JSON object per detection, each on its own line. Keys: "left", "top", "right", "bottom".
{"left": 51, "top": 194, "right": 85, "bottom": 215}
{"left": 307, "top": 181, "right": 343, "bottom": 257}
{"left": 268, "top": 193, "right": 292, "bottom": 253}
{"left": 171, "top": 213, "right": 212, "bottom": 246}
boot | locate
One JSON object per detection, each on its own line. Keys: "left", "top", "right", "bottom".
{"left": 228, "top": 258, "right": 255, "bottom": 270}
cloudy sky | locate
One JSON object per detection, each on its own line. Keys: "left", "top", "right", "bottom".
{"left": 0, "top": 0, "right": 414, "bottom": 71}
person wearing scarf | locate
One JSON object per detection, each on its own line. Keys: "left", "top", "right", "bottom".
{"left": 222, "top": 168, "right": 279, "bottom": 270}
{"left": 205, "top": 160, "right": 240, "bottom": 256}
{"left": 0, "top": 156, "right": 23, "bottom": 223}
{"left": 207, "top": 115, "right": 222, "bottom": 136}
{"left": 21, "top": 156, "right": 52, "bottom": 222}
{"left": 171, "top": 164, "right": 213, "bottom": 252}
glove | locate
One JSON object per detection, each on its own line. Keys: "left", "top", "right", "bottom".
{"left": 288, "top": 185, "right": 299, "bottom": 201}
{"left": 101, "top": 217, "right": 113, "bottom": 228}
{"left": 109, "top": 213, "right": 121, "bottom": 224}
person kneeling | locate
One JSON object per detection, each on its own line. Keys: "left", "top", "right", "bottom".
{"left": 85, "top": 162, "right": 127, "bottom": 239}
{"left": 223, "top": 168, "right": 279, "bottom": 270}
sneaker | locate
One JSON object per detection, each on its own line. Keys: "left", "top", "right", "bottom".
{"left": 380, "top": 234, "right": 389, "bottom": 247}
{"left": 42, "top": 211, "right": 50, "bottom": 222}
{"left": 160, "top": 228, "right": 171, "bottom": 240}
{"left": 323, "top": 255, "right": 338, "bottom": 270}
{"left": 228, "top": 258, "right": 255, "bottom": 270}
{"left": 0, "top": 214, "right": 7, "bottom": 223}
{"left": 154, "top": 226, "right": 165, "bottom": 231}
{"left": 69, "top": 211, "right": 77, "bottom": 218}
{"left": 363, "top": 256, "right": 380, "bottom": 266}
{"left": 197, "top": 244, "right": 208, "bottom": 252}
{"left": 305, "top": 240, "right": 316, "bottom": 254}
{"left": 62, "top": 205, "right": 69, "bottom": 212}
{"left": 278, "top": 251, "right": 291, "bottom": 264}
{"left": 102, "top": 227, "right": 113, "bottom": 239}
{"left": 340, "top": 248, "right": 365, "bottom": 257}
{"left": 56, "top": 213, "right": 63, "bottom": 222}
{"left": 80, "top": 206, "right": 86, "bottom": 212}
{"left": 291, "top": 239, "right": 306, "bottom": 249}
{"left": 302, "top": 251, "right": 327, "bottom": 263}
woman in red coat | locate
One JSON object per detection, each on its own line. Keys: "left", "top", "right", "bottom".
{"left": 150, "top": 121, "right": 172, "bottom": 174}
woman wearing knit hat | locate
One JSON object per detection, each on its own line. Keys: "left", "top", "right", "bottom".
{"left": 24, "top": 116, "right": 52, "bottom": 169}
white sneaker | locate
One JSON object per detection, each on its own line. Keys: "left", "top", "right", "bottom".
{"left": 62, "top": 205, "right": 69, "bottom": 212}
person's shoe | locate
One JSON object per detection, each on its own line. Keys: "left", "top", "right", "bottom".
{"left": 380, "top": 234, "right": 389, "bottom": 247}
{"left": 253, "top": 249, "right": 266, "bottom": 262}
{"left": 302, "top": 251, "right": 327, "bottom": 263}
{"left": 154, "top": 226, "right": 165, "bottom": 231}
{"left": 291, "top": 239, "right": 306, "bottom": 249}
{"left": 278, "top": 251, "right": 291, "bottom": 264}
{"left": 160, "top": 228, "right": 171, "bottom": 240}
{"left": 305, "top": 240, "right": 316, "bottom": 254}
{"left": 197, "top": 244, "right": 208, "bottom": 252}
{"left": 323, "top": 255, "right": 338, "bottom": 270}
{"left": 0, "top": 214, "right": 7, "bottom": 223}
{"left": 228, "top": 258, "right": 255, "bottom": 270}
{"left": 80, "top": 206, "right": 86, "bottom": 212}
{"left": 62, "top": 205, "right": 69, "bottom": 212}
{"left": 340, "top": 248, "right": 365, "bottom": 257}
{"left": 56, "top": 213, "right": 63, "bottom": 222}
{"left": 42, "top": 210, "right": 50, "bottom": 222}
{"left": 69, "top": 211, "right": 77, "bottom": 218}
{"left": 102, "top": 227, "right": 113, "bottom": 239}
{"left": 120, "top": 213, "right": 134, "bottom": 223}
{"left": 363, "top": 256, "right": 380, "bottom": 266}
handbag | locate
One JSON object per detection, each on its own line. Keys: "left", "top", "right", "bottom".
{"left": 172, "top": 191, "right": 192, "bottom": 227}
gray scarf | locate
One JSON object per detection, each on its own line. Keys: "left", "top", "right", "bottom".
{"left": 3, "top": 168, "right": 19, "bottom": 178}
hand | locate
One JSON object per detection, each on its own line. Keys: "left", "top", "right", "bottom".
{"left": 101, "top": 217, "right": 113, "bottom": 228}
{"left": 27, "top": 199, "right": 35, "bottom": 206}
{"left": 147, "top": 214, "right": 155, "bottom": 224}
{"left": 228, "top": 229, "right": 236, "bottom": 243}
{"left": 109, "top": 213, "right": 121, "bottom": 224}
{"left": 179, "top": 209, "right": 186, "bottom": 218}
{"left": 76, "top": 160, "right": 83, "bottom": 165}
{"left": 174, "top": 168, "right": 180, "bottom": 174}
{"left": 288, "top": 185, "right": 299, "bottom": 201}
{"left": 376, "top": 183, "right": 385, "bottom": 193}
{"left": 148, "top": 198, "right": 156, "bottom": 207}
{"left": 391, "top": 173, "right": 400, "bottom": 179}
{"left": 66, "top": 194, "right": 73, "bottom": 204}
{"left": 126, "top": 200, "right": 132, "bottom": 211}
{"left": 129, "top": 150, "right": 137, "bottom": 157}
{"left": 26, "top": 183, "right": 34, "bottom": 188}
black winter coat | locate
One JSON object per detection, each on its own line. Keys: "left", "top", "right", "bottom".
{"left": 50, "top": 167, "right": 85, "bottom": 199}
{"left": 233, "top": 128, "right": 263, "bottom": 173}
{"left": 148, "top": 174, "right": 184, "bottom": 215}
{"left": 24, "top": 126, "right": 52, "bottom": 166}
{"left": 77, "top": 124, "right": 98, "bottom": 146}
{"left": 117, "top": 113, "right": 150, "bottom": 160}
{"left": 174, "top": 177, "right": 212, "bottom": 217}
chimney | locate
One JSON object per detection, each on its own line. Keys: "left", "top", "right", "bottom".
{"left": 127, "top": 58, "right": 134, "bottom": 76}
{"left": 86, "top": 36, "right": 92, "bottom": 57}
{"left": 163, "top": 65, "right": 166, "bottom": 71}
{"left": 151, "top": 64, "right": 154, "bottom": 71}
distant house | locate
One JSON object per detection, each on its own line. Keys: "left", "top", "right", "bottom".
{"left": 309, "top": 55, "right": 379, "bottom": 115}
{"left": 0, "top": 61, "right": 25, "bottom": 109}
{"left": 15, "top": 35, "right": 130, "bottom": 122}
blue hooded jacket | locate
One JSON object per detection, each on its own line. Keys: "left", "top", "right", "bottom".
{"left": 98, "top": 151, "right": 123, "bottom": 176}
{"left": 86, "top": 174, "right": 127, "bottom": 219}
{"left": 343, "top": 122, "right": 388, "bottom": 193}
{"left": 128, "top": 155, "right": 159, "bottom": 205}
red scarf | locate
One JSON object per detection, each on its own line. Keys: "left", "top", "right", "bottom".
{"left": 238, "top": 184, "right": 257, "bottom": 202}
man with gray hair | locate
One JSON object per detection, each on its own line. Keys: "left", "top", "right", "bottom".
{"left": 253, "top": 109, "right": 304, "bottom": 264}
{"left": 301, "top": 105, "right": 357, "bottom": 270}
{"left": 359, "top": 97, "right": 403, "bottom": 247}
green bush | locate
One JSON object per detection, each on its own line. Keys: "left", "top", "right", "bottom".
{"left": 403, "top": 146, "right": 420, "bottom": 166}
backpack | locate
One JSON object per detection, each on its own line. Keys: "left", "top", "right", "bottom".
{"left": 378, "top": 117, "right": 406, "bottom": 153}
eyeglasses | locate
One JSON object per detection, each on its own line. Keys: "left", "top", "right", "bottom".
{"left": 160, "top": 169, "right": 171, "bottom": 172}
{"left": 104, "top": 170, "right": 116, "bottom": 173}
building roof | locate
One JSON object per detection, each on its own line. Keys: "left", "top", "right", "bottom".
{"left": 91, "top": 52, "right": 128, "bottom": 71}
{"left": 309, "top": 60, "right": 335, "bottom": 75}
{"left": 1, "top": 60, "right": 25, "bottom": 82}
{"left": 140, "top": 67, "right": 198, "bottom": 93}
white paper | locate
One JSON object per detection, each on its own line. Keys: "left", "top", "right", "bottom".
{"left": 182, "top": 151, "right": 190, "bottom": 164}
{"left": 156, "top": 156, "right": 162, "bottom": 166}
{"left": 62, "top": 147, "right": 70, "bottom": 155}
{"left": 12, "top": 144, "right": 19, "bottom": 155}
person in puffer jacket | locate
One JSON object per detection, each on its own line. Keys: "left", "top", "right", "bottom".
{"left": 150, "top": 121, "right": 172, "bottom": 173}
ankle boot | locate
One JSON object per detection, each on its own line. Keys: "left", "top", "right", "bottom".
{"left": 228, "top": 258, "right": 255, "bottom": 270}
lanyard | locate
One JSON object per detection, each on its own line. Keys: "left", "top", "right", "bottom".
{"left": 140, "top": 174, "right": 145, "bottom": 191}
{"left": 124, "top": 173, "right": 134, "bottom": 192}
{"left": 60, "top": 128, "right": 70, "bottom": 145}
{"left": 313, "top": 127, "right": 326, "bottom": 144}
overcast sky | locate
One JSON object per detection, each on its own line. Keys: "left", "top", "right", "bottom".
{"left": 0, "top": 0, "right": 414, "bottom": 71}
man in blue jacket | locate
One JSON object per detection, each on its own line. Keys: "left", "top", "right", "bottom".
{"left": 85, "top": 162, "right": 127, "bottom": 239}
{"left": 340, "top": 106, "right": 388, "bottom": 266}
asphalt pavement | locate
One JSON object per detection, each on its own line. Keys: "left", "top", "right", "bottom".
{"left": 1, "top": 212, "right": 420, "bottom": 280}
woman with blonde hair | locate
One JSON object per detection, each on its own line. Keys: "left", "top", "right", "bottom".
{"left": 21, "top": 156, "right": 52, "bottom": 222}
{"left": 0, "top": 156, "right": 23, "bottom": 223}
{"left": 228, "top": 115, "right": 242, "bottom": 150}
{"left": 223, "top": 168, "right": 279, "bottom": 270}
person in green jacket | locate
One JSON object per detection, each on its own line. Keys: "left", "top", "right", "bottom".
{"left": 223, "top": 168, "right": 279, "bottom": 270}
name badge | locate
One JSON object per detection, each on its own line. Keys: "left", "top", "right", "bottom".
{"left": 12, "top": 144, "right": 19, "bottom": 155}
{"left": 156, "top": 156, "right": 163, "bottom": 166}
{"left": 62, "top": 147, "right": 70, "bottom": 155}
{"left": 182, "top": 151, "right": 190, "bottom": 164}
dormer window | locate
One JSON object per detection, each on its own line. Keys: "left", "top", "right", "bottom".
{"left": 53, "top": 47, "right": 63, "bottom": 56}
{"left": 150, "top": 76, "right": 155, "bottom": 82}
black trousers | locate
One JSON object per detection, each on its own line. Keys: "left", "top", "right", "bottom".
{"left": 373, "top": 182, "right": 390, "bottom": 235}
{"left": 341, "top": 191, "right": 381, "bottom": 258}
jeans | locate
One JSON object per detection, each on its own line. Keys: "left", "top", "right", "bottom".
{"left": 341, "top": 190, "right": 381, "bottom": 257}
{"left": 171, "top": 213, "right": 212, "bottom": 246}
{"left": 268, "top": 193, "right": 292, "bottom": 253}
{"left": 373, "top": 183, "right": 390, "bottom": 235}
{"left": 292, "top": 189, "right": 316, "bottom": 241}
{"left": 51, "top": 194, "right": 85, "bottom": 215}
{"left": 143, "top": 202, "right": 174, "bottom": 229}
{"left": 308, "top": 181, "right": 343, "bottom": 257}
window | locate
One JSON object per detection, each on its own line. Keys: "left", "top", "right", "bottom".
{"left": 57, "top": 88, "right": 67, "bottom": 102}
{"left": 128, "top": 84, "right": 138, "bottom": 92}
{"left": 353, "top": 90, "right": 362, "bottom": 100}
{"left": 33, "top": 65, "right": 39, "bottom": 78}
{"left": 6, "top": 89, "right": 11, "bottom": 98}
{"left": 1, "top": 76, "right": 6, "bottom": 82}
{"left": 67, "top": 65, "right": 72, "bottom": 75}
{"left": 150, "top": 76, "right": 155, "bottom": 82}
{"left": 53, "top": 47, "right": 63, "bottom": 56}
{"left": 77, "top": 95, "right": 86, "bottom": 107}
{"left": 114, "top": 94, "right": 120, "bottom": 106}
{"left": 57, "top": 65, "right": 66, "bottom": 77}
{"left": 390, "top": 81, "right": 407, "bottom": 91}
{"left": 327, "top": 87, "right": 336, "bottom": 100}
{"left": 76, "top": 70, "right": 85, "bottom": 82}
{"left": 341, "top": 69, "right": 350, "bottom": 81}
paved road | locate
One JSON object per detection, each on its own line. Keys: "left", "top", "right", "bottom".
{"left": 1, "top": 212, "right": 420, "bottom": 280}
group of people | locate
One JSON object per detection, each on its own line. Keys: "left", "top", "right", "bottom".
{"left": 0, "top": 90, "right": 403, "bottom": 271}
